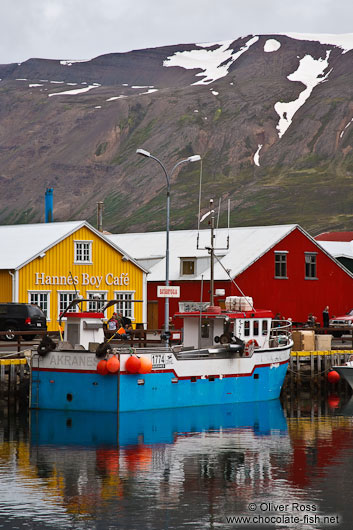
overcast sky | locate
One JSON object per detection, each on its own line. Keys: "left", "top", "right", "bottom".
{"left": 1, "top": 0, "right": 353, "bottom": 64}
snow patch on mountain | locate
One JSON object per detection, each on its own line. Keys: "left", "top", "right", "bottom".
{"left": 340, "top": 118, "right": 353, "bottom": 139}
{"left": 48, "top": 84, "right": 100, "bottom": 97}
{"left": 163, "top": 36, "right": 259, "bottom": 85}
{"left": 274, "top": 51, "right": 331, "bottom": 138}
{"left": 60, "top": 59, "right": 91, "bottom": 66}
{"left": 264, "top": 39, "right": 281, "bottom": 52}
{"left": 282, "top": 33, "right": 353, "bottom": 53}
{"left": 106, "top": 95, "right": 127, "bottom": 101}
{"left": 254, "top": 144, "right": 263, "bottom": 166}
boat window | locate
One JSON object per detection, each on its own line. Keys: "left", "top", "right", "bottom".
{"left": 253, "top": 320, "right": 259, "bottom": 336}
{"left": 262, "top": 320, "right": 268, "bottom": 335}
{"left": 201, "top": 319, "right": 210, "bottom": 338}
{"left": 244, "top": 320, "right": 250, "bottom": 336}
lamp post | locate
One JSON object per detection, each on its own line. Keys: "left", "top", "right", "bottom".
{"left": 136, "top": 149, "right": 201, "bottom": 346}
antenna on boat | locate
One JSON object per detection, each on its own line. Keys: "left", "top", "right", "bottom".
{"left": 227, "top": 198, "right": 230, "bottom": 248}
{"left": 197, "top": 158, "right": 203, "bottom": 251}
{"left": 198, "top": 274, "right": 204, "bottom": 349}
{"left": 216, "top": 198, "right": 221, "bottom": 229}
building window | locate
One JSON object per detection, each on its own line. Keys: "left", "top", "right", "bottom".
{"left": 114, "top": 291, "right": 134, "bottom": 319}
{"left": 87, "top": 292, "right": 107, "bottom": 312}
{"left": 28, "top": 292, "right": 50, "bottom": 319}
{"left": 74, "top": 240, "right": 92, "bottom": 263}
{"left": 58, "top": 292, "right": 79, "bottom": 317}
{"left": 274, "top": 252, "right": 288, "bottom": 278}
{"left": 305, "top": 253, "right": 317, "bottom": 279}
{"left": 180, "top": 258, "right": 196, "bottom": 275}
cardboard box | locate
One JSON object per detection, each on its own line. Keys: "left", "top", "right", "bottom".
{"left": 315, "top": 334, "right": 332, "bottom": 351}
{"left": 301, "top": 330, "right": 315, "bottom": 351}
{"left": 292, "top": 330, "right": 302, "bottom": 351}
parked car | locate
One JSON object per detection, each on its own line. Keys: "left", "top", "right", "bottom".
{"left": 0, "top": 303, "right": 47, "bottom": 341}
{"left": 329, "top": 309, "right": 353, "bottom": 338}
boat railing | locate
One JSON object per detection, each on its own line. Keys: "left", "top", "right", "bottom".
{"left": 269, "top": 320, "right": 292, "bottom": 347}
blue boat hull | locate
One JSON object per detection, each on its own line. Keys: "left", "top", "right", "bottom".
{"left": 31, "top": 361, "right": 288, "bottom": 412}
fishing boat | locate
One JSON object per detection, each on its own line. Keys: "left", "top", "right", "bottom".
{"left": 29, "top": 204, "right": 292, "bottom": 412}
{"left": 29, "top": 294, "right": 292, "bottom": 412}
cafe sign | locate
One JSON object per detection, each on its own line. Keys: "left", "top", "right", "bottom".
{"left": 35, "top": 272, "right": 130, "bottom": 287}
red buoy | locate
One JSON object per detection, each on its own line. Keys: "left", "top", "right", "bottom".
{"left": 125, "top": 355, "right": 141, "bottom": 374}
{"left": 327, "top": 370, "right": 340, "bottom": 384}
{"left": 107, "top": 355, "right": 120, "bottom": 373}
{"left": 97, "top": 359, "right": 109, "bottom": 375}
{"left": 138, "top": 356, "right": 152, "bottom": 374}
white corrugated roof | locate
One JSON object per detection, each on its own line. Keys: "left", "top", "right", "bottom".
{"left": 316, "top": 240, "right": 353, "bottom": 260}
{"left": 0, "top": 221, "right": 147, "bottom": 272}
{"left": 106, "top": 225, "right": 298, "bottom": 281}
{"left": 0, "top": 221, "right": 86, "bottom": 269}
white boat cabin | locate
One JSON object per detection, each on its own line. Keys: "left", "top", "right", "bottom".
{"left": 176, "top": 308, "right": 274, "bottom": 350}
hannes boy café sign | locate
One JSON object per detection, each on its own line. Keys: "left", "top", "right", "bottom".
{"left": 35, "top": 272, "right": 130, "bottom": 287}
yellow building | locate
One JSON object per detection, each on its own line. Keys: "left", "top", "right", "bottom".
{"left": 0, "top": 221, "right": 147, "bottom": 331}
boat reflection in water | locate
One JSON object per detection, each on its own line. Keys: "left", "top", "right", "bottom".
{"left": 27, "top": 400, "right": 289, "bottom": 526}
{"left": 30, "top": 399, "right": 288, "bottom": 447}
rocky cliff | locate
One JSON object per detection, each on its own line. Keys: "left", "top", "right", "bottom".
{"left": 1, "top": 33, "right": 353, "bottom": 234}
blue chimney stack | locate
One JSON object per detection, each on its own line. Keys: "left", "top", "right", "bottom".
{"left": 45, "top": 188, "right": 53, "bottom": 223}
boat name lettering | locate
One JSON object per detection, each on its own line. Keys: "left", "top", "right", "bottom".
{"left": 35, "top": 272, "right": 130, "bottom": 287}
{"left": 49, "top": 353, "right": 96, "bottom": 368}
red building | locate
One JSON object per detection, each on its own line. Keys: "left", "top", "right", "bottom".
{"left": 107, "top": 224, "right": 353, "bottom": 328}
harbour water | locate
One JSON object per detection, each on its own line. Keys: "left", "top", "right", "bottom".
{"left": 0, "top": 393, "right": 352, "bottom": 529}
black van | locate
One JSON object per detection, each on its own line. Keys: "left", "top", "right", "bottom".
{"left": 0, "top": 303, "right": 47, "bottom": 341}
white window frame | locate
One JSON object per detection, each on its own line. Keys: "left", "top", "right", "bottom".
{"left": 305, "top": 252, "right": 318, "bottom": 280}
{"left": 86, "top": 291, "right": 108, "bottom": 312}
{"left": 58, "top": 291, "right": 80, "bottom": 320}
{"left": 180, "top": 258, "right": 196, "bottom": 277}
{"left": 28, "top": 291, "right": 51, "bottom": 321}
{"left": 114, "top": 291, "right": 135, "bottom": 320}
{"left": 74, "top": 240, "right": 93, "bottom": 264}
{"left": 274, "top": 251, "right": 288, "bottom": 279}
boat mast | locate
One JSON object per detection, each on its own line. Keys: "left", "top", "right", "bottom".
{"left": 210, "top": 199, "right": 215, "bottom": 307}
{"left": 197, "top": 197, "right": 229, "bottom": 306}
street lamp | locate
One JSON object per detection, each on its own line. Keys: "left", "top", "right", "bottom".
{"left": 136, "top": 148, "right": 201, "bottom": 346}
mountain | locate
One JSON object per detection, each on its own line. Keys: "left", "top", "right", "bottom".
{"left": 1, "top": 33, "right": 353, "bottom": 234}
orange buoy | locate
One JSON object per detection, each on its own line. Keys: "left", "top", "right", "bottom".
{"left": 327, "top": 370, "right": 340, "bottom": 384}
{"left": 97, "top": 359, "right": 109, "bottom": 375}
{"left": 125, "top": 355, "right": 141, "bottom": 374}
{"left": 138, "top": 356, "right": 152, "bottom": 374}
{"left": 107, "top": 355, "right": 120, "bottom": 373}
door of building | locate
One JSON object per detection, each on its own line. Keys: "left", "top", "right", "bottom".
{"left": 147, "top": 301, "right": 159, "bottom": 329}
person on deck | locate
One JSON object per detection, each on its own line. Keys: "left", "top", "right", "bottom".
{"left": 307, "top": 313, "right": 317, "bottom": 327}
{"left": 323, "top": 306, "right": 330, "bottom": 328}
{"left": 120, "top": 313, "right": 133, "bottom": 338}
{"left": 107, "top": 312, "right": 120, "bottom": 331}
